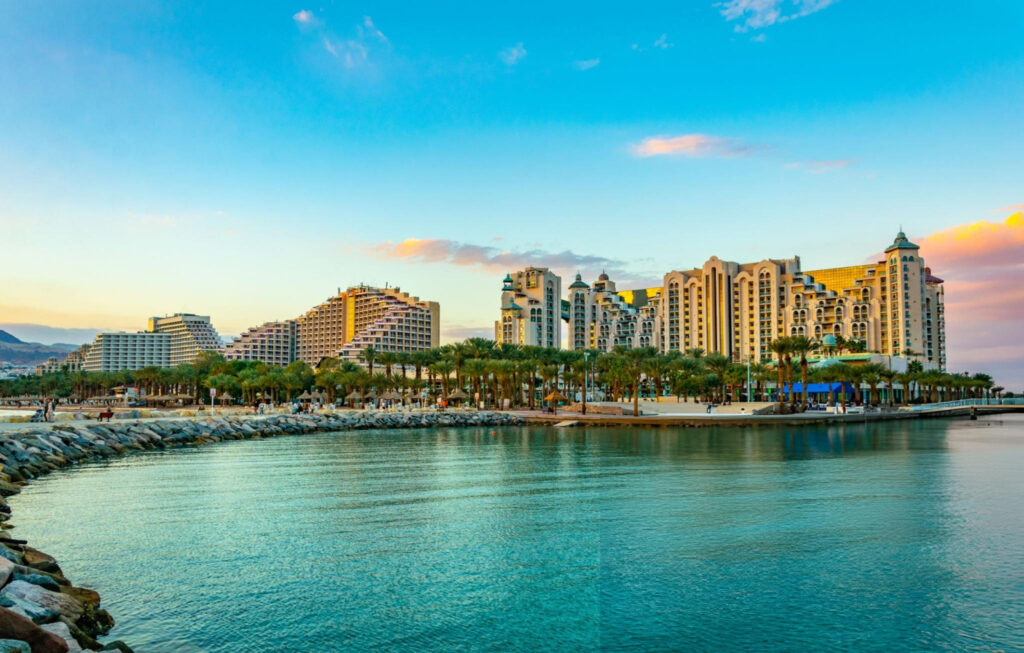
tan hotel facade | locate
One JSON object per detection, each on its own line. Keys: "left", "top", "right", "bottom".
{"left": 513, "top": 231, "right": 946, "bottom": 369}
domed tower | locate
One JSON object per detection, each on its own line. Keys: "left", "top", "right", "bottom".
{"left": 495, "top": 268, "right": 562, "bottom": 348}
{"left": 882, "top": 229, "right": 926, "bottom": 361}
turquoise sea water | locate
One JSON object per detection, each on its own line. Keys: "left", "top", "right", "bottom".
{"left": 8, "top": 416, "right": 1024, "bottom": 651}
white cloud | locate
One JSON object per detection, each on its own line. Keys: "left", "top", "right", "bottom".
{"left": 573, "top": 58, "right": 600, "bottom": 71}
{"left": 292, "top": 9, "right": 316, "bottom": 25}
{"left": 499, "top": 43, "right": 527, "bottom": 66}
{"left": 717, "top": 0, "right": 838, "bottom": 32}
{"left": 361, "top": 16, "right": 388, "bottom": 43}
{"left": 653, "top": 34, "right": 673, "bottom": 49}
{"left": 323, "top": 38, "right": 370, "bottom": 68}
{"left": 295, "top": 13, "right": 389, "bottom": 71}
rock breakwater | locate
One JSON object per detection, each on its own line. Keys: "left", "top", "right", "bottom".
{"left": 0, "top": 410, "right": 523, "bottom": 651}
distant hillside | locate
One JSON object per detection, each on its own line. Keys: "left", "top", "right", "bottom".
{"left": 0, "top": 331, "right": 21, "bottom": 345}
{"left": 0, "top": 330, "right": 79, "bottom": 366}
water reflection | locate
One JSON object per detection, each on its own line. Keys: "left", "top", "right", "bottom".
{"left": 5, "top": 416, "right": 1021, "bottom": 652}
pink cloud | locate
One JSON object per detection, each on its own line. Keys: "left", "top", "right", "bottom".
{"left": 919, "top": 211, "right": 1024, "bottom": 272}
{"left": 920, "top": 211, "right": 1024, "bottom": 388}
{"left": 364, "top": 238, "right": 659, "bottom": 287}
{"left": 631, "top": 134, "right": 758, "bottom": 158}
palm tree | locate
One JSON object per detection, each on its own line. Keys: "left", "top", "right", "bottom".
{"left": 859, "top": 363, "right": 886, "bottom": 406}
{"left": 360, "top": 346, "right": 378, "bottom": 376}
{"left": 768, "top": 337, "right": 791, "bottom": 413}
{"left": 703, "top": 353, "right": 730, "bottom": 403}
{"left": 672, "top": 357, "right": 703, "bottom": 403}
{"left": 750, "top": 361, "right": 771, "bottom": 402}
{"left": 817, "top": 365, "right": 840, "bottom": 409}
{"left": 428, "top": 361, "right": 454, "bottom": 401}
{"left": 787, "top": 336, "right": 814, "bottom": 409}
{"left": 378, "top": 352, "right": 397, "bottom": 378}
{"left": 622, "top": 347, "right": 657, "bottom": 416}
{"left": 463, "top": 358, "right": 489, "bottom": 406}
{"left": 723, "top": 364, "right": 746, "bottom": 404}
{"left": 879, "top": 368, "right": 896, "bottom": 407}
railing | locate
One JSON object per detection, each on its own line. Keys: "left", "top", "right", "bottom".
{"left": 908, "top": 398, "right": 1024, "bottom": 411}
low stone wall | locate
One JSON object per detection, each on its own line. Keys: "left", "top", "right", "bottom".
{"left": 0, "top": 410, "right": 524, "bottom": 651}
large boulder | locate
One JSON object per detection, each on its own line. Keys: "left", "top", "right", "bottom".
{"left": 0, "top": 607, "right": 69, "bottom": 652}
{"left": 11, "top": 573, "right": 60, "bottom": 592}
{"left": 21, "top": 549, "right": 61, "bottom": 576}
{"left": 39, "top": 623, "right": 80, "bottom": 652}
{"left": 0, "top": 559, "right": 13, "bottom": 587}
{"left": 0, "top": 581, "right": 83, "bottom": 623}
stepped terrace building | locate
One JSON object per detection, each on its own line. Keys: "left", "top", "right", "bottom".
{"left": 295, "top": 285, "right": 439, "bottom": 367}
{"left": 495, "top": 268, "right": 562, "bottom": 348}
{"left": 146, "top": 314, "right": 223, "bottom": 366}
{"left": 223, "top": 321, "right": 297, "bottom": 367}
{"left": 77, "top": 313, "right": 223, "bottom": 372}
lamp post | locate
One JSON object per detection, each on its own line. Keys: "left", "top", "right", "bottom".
{"left": 582, "top": 351, "right": 589, "bottom": 415}
{"left": 746, "top": 357, "right": 751, "bottom": 403}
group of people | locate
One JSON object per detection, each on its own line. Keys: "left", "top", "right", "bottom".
{"left": 31, "top": 398, "right": 58, "bottom": 422}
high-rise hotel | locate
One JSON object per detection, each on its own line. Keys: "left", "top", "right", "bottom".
{"left": 495, "top": 268, "right": 562, "bottom": 348}
{"left": 502, "top": 231, "right": 946, "bottom": 369}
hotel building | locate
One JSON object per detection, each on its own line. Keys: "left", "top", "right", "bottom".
{"left": 652, "top": 231, "right": 944, "bottom": 367}
{"left": 567, "top": 273, "right": 661, "bottom": 352}
{"left": 82, "top": 332, "right": 172, "bottom": 372}
{"left": 495, "top": 268, "right": 562, "bottom": 348}
{"left": 147, "top": 314, "right": 224, "bottom": 366}
{"left": 295, "top": 285, "right": 440, "bottom": 367}
{"left": 223, "top": 321, "right": 297, "bottom": 367}
{"left": 78, "top": 313, "right": 223, "bottom": 372}
{"left": 514, "top": 231, "right": 946, "bottom": 369}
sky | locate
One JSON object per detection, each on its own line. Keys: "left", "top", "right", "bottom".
{"left": 1, "top": 0, "right": 1022, "bottom": 387}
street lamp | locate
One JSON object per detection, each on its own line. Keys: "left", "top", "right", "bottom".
{"left": 746, "top": 357, "right": 751, "bottom": 404}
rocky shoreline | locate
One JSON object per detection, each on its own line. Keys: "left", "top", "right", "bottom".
{"left": 0, "top": 410, "right": 524, "bottom": 651}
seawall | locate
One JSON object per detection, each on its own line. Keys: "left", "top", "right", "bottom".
{"left": 520, "top": 404, "right": 1024, "bottom": 428}
{"left": 0, "top": 410, "right": 525, "bottom": 651}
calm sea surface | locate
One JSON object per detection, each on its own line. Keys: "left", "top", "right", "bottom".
{"left": 9, "top": 416, "right": 1024, "bottom": 651}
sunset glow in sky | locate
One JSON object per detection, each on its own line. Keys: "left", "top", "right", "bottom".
{"left": 1, "top": 1, "right": 1023, "bottom": 387}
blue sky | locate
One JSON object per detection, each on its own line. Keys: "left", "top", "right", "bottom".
{"left": 2, "top": 0, "right": 1023, "bottom": 382}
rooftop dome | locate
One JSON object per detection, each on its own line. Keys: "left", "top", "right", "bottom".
{"left": 502, "top": 273, "right": 514, "bottom": 289}
{"left": 598, "top": 270, "right": 610, "bottom": 281}
{"left": 822, "top": 334, "right": 837, "bottom": 348}
{"left": 568, "top": 273, "right": 590, "bottom": 289}
{"left": 885, "top": 230, "right": 920, "bottom": 252}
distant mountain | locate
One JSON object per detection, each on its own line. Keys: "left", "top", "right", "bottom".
{"left": 0, "top": 331, "right": 21, "bottom": 345}
{"left": 0, "top": 330, "right": 80, "bottom": 366}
